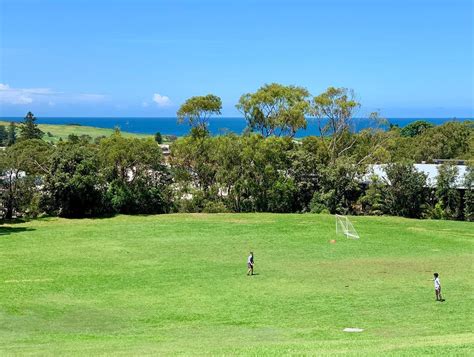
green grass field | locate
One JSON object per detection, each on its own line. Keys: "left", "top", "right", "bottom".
{"left": 0, "top": 120, "right": 153, "bottom": 144}
{"left": 0, "top": 214, "right": 472, "bottom": 355}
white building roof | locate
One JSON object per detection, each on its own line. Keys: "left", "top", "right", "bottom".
{"left": 368, "top": 164, "right": 469, "bottom": 189}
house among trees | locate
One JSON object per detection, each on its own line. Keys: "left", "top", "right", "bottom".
{"left": 369, "top": 163, "right": 468, "bottom": 189}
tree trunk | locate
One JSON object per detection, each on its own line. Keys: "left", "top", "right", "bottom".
{"left": 5, "top": 203, "right": 13, "bottom": 220}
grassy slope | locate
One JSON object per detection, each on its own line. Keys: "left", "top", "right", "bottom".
{"left": 0, "top": 120, "right": 152, "bottom": 144}
{"left": 0, "top": 214, "right": 472, "bottom": 355}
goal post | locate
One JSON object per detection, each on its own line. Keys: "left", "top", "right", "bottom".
{"left": 335, "top": 214, "right": 360, "bottom": 239}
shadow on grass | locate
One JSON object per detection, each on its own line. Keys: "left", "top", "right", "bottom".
{"left": 56, "top": 213, "right": 169, "bottom": 220}
{"left": 0, "top": 226, "right": 35, "bottom": 236}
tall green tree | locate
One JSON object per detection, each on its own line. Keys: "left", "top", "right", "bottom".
{"left": 172, "top": 134, "right": 297, "bottom": 213}
{"left": 154, "top": 131, "right": 163, "bottom": 144}
{"left": 170, "top": 134, "right": 219, "bottom": 199}
{"left": 463, "top": 165, "right": 474, "bottom": 221}
{"left": 177, "top": 94, "right": 222, "bottom": 136}
{"left": 435, "top": 163, "right": 461, "bottom": 219}
{"left": 400, "top": 120, "right": 434, "bottom": 137}
{"left": 6, "top": 122, "right": 16, "bottom": 146}
{"left": 309, "top": 157, "right": 362, "bottom": 214}
{"left": 312, "top": 88, "right": 389, "bottom": 165}
{"left": 0, "top": 125, "right": 7, "bottom": 146}
{"left": 415, "top": 121, "right": 472, "bottom": 162}
{"left": 223, "top": 135, "right": 295, "bottom": 212}
{"left": 42, "top": 142, "right": 104, "bottom": 217}
{"left": 352, "top": 122, "right": 391, "bottom": 165}
{"left": 384, "top": 163, "right": 428, "bottom": 218}
{"left": 288, "top": 137, "right": 329, "bottom": 212}
{"left": 358, "top": 175, "right": 386, "bottom": 215}
{"left": 311, "top": 87, "right": 360, "bottom": 162}
{"left": 236, "top": 83, "right": 311, "bottom": 138}
{"left": 19, "top": 112, "right": 44, "bottom": 141}
{"left": 98, "top": 132, "right": 172, "bottom": 214}
{"left": 0, "top": 140, "right": 53, "bottom": 219}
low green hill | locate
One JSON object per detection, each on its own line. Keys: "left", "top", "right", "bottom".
{"left": 0, "top": 121, "right": 154, "bottom": 144}
{"left": 0, "top": 214, "right": 472, "bottom": 355}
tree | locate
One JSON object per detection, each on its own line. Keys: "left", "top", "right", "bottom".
{"left": 312, "top": 87, "right": 389, "bottom": 164}
{"left": 288, "top": 137, "right": 328, "bottom": 212}
{"left": 383, "top": 135, "right": 417, "bottom": 163}
{"left": 384, "top": 163, "right": 428, "bottom": 218}
{"left": 6, "top": 122, "right": 16, "bottom": 146}
{"left": 400, "top": 120, "right": 434, "bottom": 137}
{"left": 358, "top": 175, "right": 385, "bottom": 215}
{"left": 0, "top": 140, "right": 53, "bottom": 218}
{"left": 463, "top": 165, "right": 474, "bottom": 221}
{"left": 99, "top": 132, "right": 165, "bottom": 184}
{"left": 208, "top": 134, "right": 296, "bottom": 213}
{"left": 309, "top": 157, "right": 362, "bottom": 214}
{"left": 98, "top": 132, "right": 172, "bottom": 214}
{"left": 435, "top": 163, "right": 461, "bottom": 219}
{"left": 236, "top": 83, "right": 311, "bottom": 137}
{"left": 0, "top": 150, "right": 31, "bottom": 219}
{"left": 212, "top": 134, "right": 245, "bottom": 211}
{"left": 19, "top": 112, "right": 44, "bottom": 141}
{"left": 177, "top": 94, "right": 222, "bottom": 135}
{"left": 170, "top": 134, "right": 219, "bottom": 200}
{"left": 311, "top": 87, "right": 360, "bottom": 160}
{"left": 352, "top": 123, "right": 391, "bottom": 165}
{"left": 173, "top": 134, "right": 296, "bottom": 213}
{"left": 415, "top": 121, "right": 472, "bottom": 162}
{"left": 0, "top": 125, "right": 7, "bottom": 146}
{"left": 42, "top": 142, "right": 104, "bottom": 217}
{"left": 227, "top": 135, "right": 295, "bottom": 212}
{"left": 154, "top": 132, "right": 163, "bottom": 144}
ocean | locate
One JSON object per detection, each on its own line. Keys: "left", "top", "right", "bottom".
{"left": 0, "top": 117, "right": 469, "bottom": 137}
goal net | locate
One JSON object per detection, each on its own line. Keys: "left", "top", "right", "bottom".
{"left": 335, "top": 214, "right": 360, "bottom": 239}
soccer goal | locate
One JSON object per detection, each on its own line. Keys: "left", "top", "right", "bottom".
{"left": 335, "top": 214, "right": 360, "bottom": 239}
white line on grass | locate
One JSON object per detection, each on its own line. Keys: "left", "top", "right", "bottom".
{"left": 343, "top": 328, "right": 364, "bottom": 332}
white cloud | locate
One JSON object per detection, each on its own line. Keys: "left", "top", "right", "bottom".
{"left": 9, "top": 94, "right": 33, "bottom": 105}
{"left": 152, "top": 93, "right": 171, "bottom": 107}
{"left": 0, "top": 83, "right": 52, "bottom": 104}
{"left": 0, "top": 83, "right": 106, "bottom": 105}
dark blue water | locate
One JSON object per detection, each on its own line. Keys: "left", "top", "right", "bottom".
{"left": 1, "top": 117, "right": 470, "bottom": 137}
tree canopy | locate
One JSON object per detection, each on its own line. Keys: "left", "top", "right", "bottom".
{"left": 236, "top": 83, "right": 311, "bottom": 138}
{"left": 1, "top": 85, "right": 473, "bottom": 221}
{"left": 400, "top": 120, "right": 434, "bottom": 137}
{"left": 177, "top": 94, "right": 222, "bottom": 135}
{"left": 19, "top": 112, "right": 44, "bottom": 141}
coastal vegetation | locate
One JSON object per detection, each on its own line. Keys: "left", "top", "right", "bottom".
{"left": 0, "top": 86, "right": 472, "bottom": 221}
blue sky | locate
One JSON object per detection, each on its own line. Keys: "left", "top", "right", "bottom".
{"left": 0, "top": 0, "right": 472, "bottom": 117}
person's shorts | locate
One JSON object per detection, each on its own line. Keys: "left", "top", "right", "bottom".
{"left": 247, "top": 263, "right": 253, "bottom": 269}
{"left": 435, "top": 287, "right": 441, "bottom": 293}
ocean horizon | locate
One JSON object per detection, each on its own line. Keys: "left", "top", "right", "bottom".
{"left": 1, "top": 116, "right": 471, "bottom": 137}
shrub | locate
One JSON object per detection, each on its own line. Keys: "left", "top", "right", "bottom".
{"left": 358, "top": 176, "right": 385, "bottom": 215}
{"left": 154, "top": 132, "right": 163, "bottom": 144}
{"left": 202, "top": 201, "right": 230, "bottom": 213}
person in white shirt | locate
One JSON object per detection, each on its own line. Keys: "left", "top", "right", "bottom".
{"left": 247, "top": 252, "right": 254, "bottom": 276}
{"left": 433, "top": 272, "right": 444, "bottom": 301}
